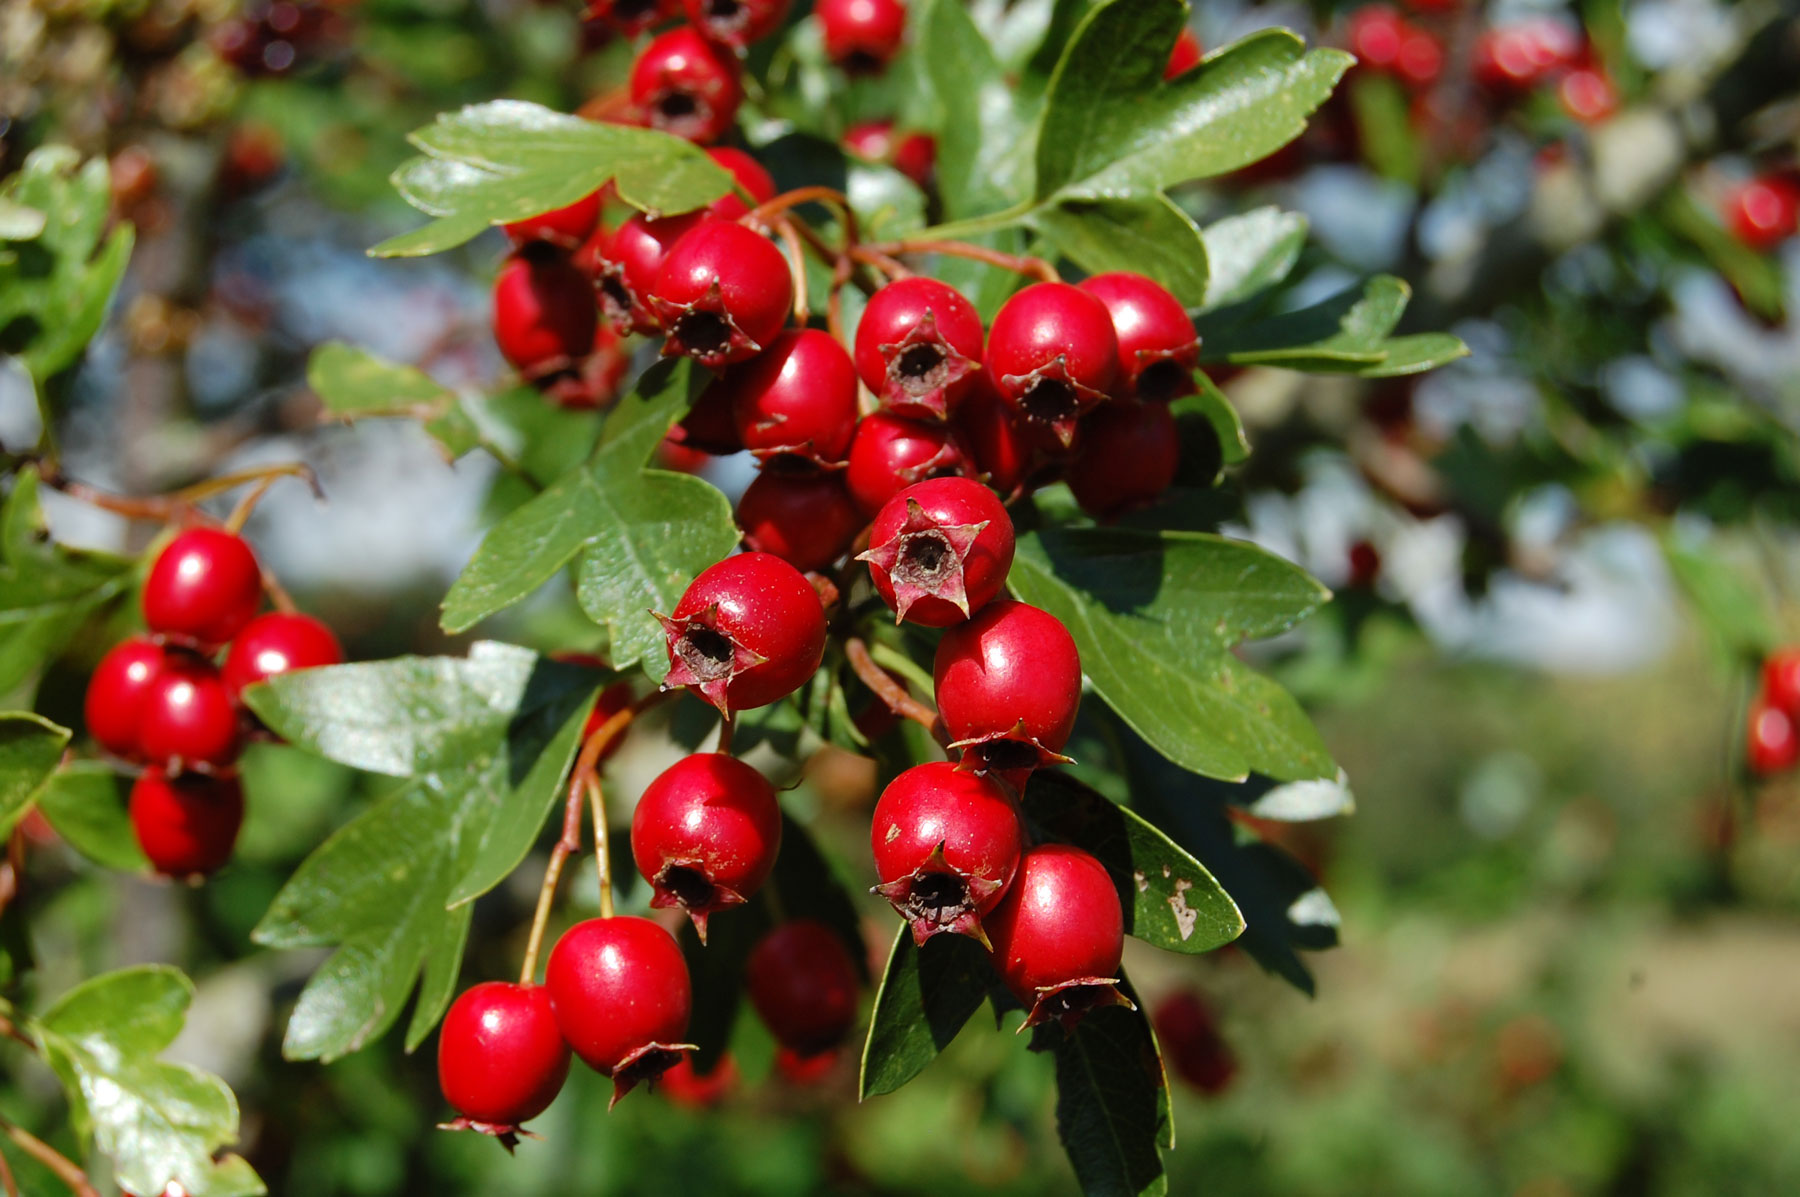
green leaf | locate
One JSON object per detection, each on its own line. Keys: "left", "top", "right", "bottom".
{"left": 34, "top": 761, "right": 148, "bottom": 872}
{"left": 859, "top": 925, "right": 995, "bottom": 1098}
{"left": 1034, "top": 9, "right": 1351, "bottom": 203}
{"left": 1197, "top": 274, "right": 1410, "bottom": 367}
{"left": 1007, "top": 526, "right": 1333, "bottom": 782}
{"left": 1028, "top": 193, "right": 1208, "bottom": 307}
{"left": 0, "top": 711, "right": 69, "bottom": 837}
{"left": 1025, "top": 771, "right": 1242, "bottom": 954}
{"left": 0, "top": 196, "right": 47, "bottom": 240}
{"left": 442, "top": 360, "right": 739, "bottom": 676}
{"left": 1348, "top": 333, "right": 1470, "bottom": 377}
{"left": 1041, "top": 982, "right": 1171, "bottom": 1197}
{"left": 372, "top": 101, "right": 734, "bottom": 257}
{"left": 1170, "top": 371, "right": 1248, "bottom": 475}
{"left": 305, "top": 342, "right": 483, "bottom": 460}
{"left": 916, "top": 0, "right": 1037, "bottom": 218}
{"left": 1199, "top": 206, "right": 1307, "bottom": 312}
{"left": 1346, "top": 70, "right": 1421, "bottom": 185}
{"left": 32, "top": 966, "right": 264, "bottom": 1197}
{"left": 246, "top": 643, "right": 599, "bottom": 1059}
{"left": 1663, "top": 537, "right": 1779, "bottom": 662}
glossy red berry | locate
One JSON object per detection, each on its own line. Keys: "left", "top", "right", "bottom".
{"left": 630, "top": 27, "right": 744, "bottom": 145}
{"left": 1763, "top": 649, "right": 1800, "bottom": 716}
{"left": 816, "top": 0, "right": 907, "bottom": 75}
{"left": 85, "top": 636, "right": 169, "bottom": 759}
{"left": 596, "top": 211, "right": 710, "bottom": 334}
{"left": 545, "top": 916, "right": 693, "bottom": 1102}
{"left": 670, "top": 374, "right": 745, "bottom": 454}
{"left": 1076, "top": 272, "right": 1199, "bottom": 402}
{"left": 438, "top": 982, "right": 571, "bottom": 1130}
{"left": 503, "top": 190, "right": 602, "bottom": 249}
{"left": 985, "top": 282, "right": 1121, "bottom": 448}
{"left": 650, "top": 221, "right": 794, "bottom": 369}
{"left": 844, "top": 412, "right": 967, "bottom": 516}
{"left": 631, "top": 752, "right": 782, "bottom": 940}
{"left": 1723, "top": 177, "right": 1800, "bottom": 252}
{"left": 1557, "top": 65, "right": 1617, "bottom": 123}
{"left": 1394, "top": 25, "right": 1443, "bottom": 86}
{"left": 681, "top": 0, "right": 790, "bottom": 49}
{"left": 1153, "top": 990, "right": 1237, "bottom": 1095}
{"left": 707, "top": 146, "right": 778, "bottom": 214}
{"left": 871, "top": 761, "right": 1022, "bottom": 944}
{"left": 129, "top": 770, "right": 243, "bottom": 879}
{"left": 657, "top": 552, "right": 827, "bottom": 714}
{"left": 744, "top": 920, "right": 861, "bottom": 1056}
{"left": 221, "top": 612, "right": 343, "bottom": 702}
{"left": 492, "top": 244, "right": 600, "bottom": 378}
{"left": 723, "top": 329, "right": 859, "bottom": 465}
{"left": 143, "top": 527, "right": 263, "bottom": 648}
{"left": 843, "top": 121, "right": 934, "bottom": 188}
{"left": 1164, "top": 28, "right": 1202, "bottom": 78}
{"left": 737, "top": 471, "right": 863, "bottom": 572}
{"left": 584, "top": 0, "right": 676, "bottom": 37}
{"left": 658, "top": 1054, "right": 739, "bottom": 1107}
{"left": 1066, "top": 400, "right": 1179, "bottom": 518}
{"left": 933, "top": 600, "right": 1081, "bottom": 772}
{"left": 1749, "top": 700, "right": 1799, "bottom": 775}
{"left": 954, "top": 379, "right": 1039, "bottom": 497}
{"left": 859, "top": 477, "right": 1014, "bottom": 626}
{"left": 984, "top": 843, "right": 1126, "bottom": 1030}
{"left": 138, "top": 656, "right": 242, "bottom": 770}
{"left": 854, "top": 277, "right": 984, "bottom": 421}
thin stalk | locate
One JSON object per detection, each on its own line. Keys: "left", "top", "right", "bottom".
{"left": 866, "top": 238, "right": 1058, "bottom": 282}
{"left": 845, "top": 638, "right": 939, "bottom": 732}
{"left": 0, "top": 1120, "right": 96, "bottom": 1197}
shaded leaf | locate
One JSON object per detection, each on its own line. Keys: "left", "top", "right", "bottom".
{"left": 1039, "top": 979, "right": 1171, "bottom": 1197}
{"left": 1663, "top": 537, "right": 1778, "bottom": 662}
{"left": 1199, "top": 206, "right": 1307, "bottom": 311}
{"left": 1171, "top": 371, "right": 1248, "bottom": 475}
{"left": 1029, "top": 194, "right": 1209, "bottom": 307}
{"left": 916, "top": 0, "right": 1037, "bottom": 218}
{"left": 34, "top": 761, "right": 147, "bottom": 872}
{"left": 859, "top": 926, "right": 994, "bottom": 1098}
{"left": 768, "top": 810, "right": 870, "bottom": 983}
{"left": 0, "top": 711, "right": 69, "bottom": 836}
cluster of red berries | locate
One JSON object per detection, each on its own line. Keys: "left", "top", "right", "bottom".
{"left": 1747, "top": 649, "right": 1800, "bottom": 775}
{"left": 82, "top": 528, "right": 342, "bottom": 878}
{"left": 1719, "top": 172, "right": 1800, "bottom": 253}
{"left": 210, "top": 0, "right": 349, "bottom": 78}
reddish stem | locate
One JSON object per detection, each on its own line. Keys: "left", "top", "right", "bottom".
{"left": 865, "top": 239, "right": 1059, "bottom": 283}
{"left": 845, "top": 638, "right": 939, "bottom": 732}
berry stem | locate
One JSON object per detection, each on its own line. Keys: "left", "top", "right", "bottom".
{"left": 845, "top": 637, "right": 939, "bottom": 734}
{"left": 716, "top": 712, "right": 735, "bottom": 755}
{"left": 864, "top": 239, "right": 1059, "bottom": 283}
{"left": 774, "top": 217, "right": 810, "bottom": 326}
{"left": 0, "top": 1116, "right": 97, "bottom": 1197}
{"left": 847, "top": 244, "right": 912, "bottom": 280}
{"left": 39, "top": 462, "right": 321, "bottom": 527}
{"left": 743, "top": 186, "right": 860, "bottom": 249}
{"left": 0, "top": 1138, "right": 17, "bottom": 1197}
{"left": 518, "top": 775, "right": 584, "bottom": 985}
{"left": 587, "top": 773, "right": 614, "bottom": 919}
{"left": 865, "top": 638, "right": 936, "bottom": 697}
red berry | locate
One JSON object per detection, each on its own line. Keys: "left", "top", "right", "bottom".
{"left": 870, "top": 761, "right": 1022, "bottom": 944}
{"left": 85, "top": 636, "right": 169, "bottom": 759}
{"left": 631, "top": 752, "right": 782, "bottom": 940}
{"left": 545, "top": 916, "right": 693, "bottom": 1102}
{"left": 1557, "top": 66, "right": 1617, "bottom": 123}
{"left": 954, "top": 379, "right": 1038, "bottom": 497}
{"left": 1346, "top": 6, "right": 1407, "bottom": 71}
{"left": 1763, "top": 649, "right": 1800, "bottom": 716}
{"left": 774, "top": 1044, "right": 839, "bottom": 1084}
{"left": 744, "top": 920, "right": 861, "bottom": 1055}
{"left": 550, "top": 320, "right": 633, "bottom": 410}
{"left": 143, "top": 527, "right": 263, "bottom": 648}
{"left": 723, "top": 329, "right": 859, "bottom": 466}
{"left": 221, "top": 612, "right": 343, "bottom": 702}
{"left": 138, "top": 656, "right": 242, "bottom": 770}
{"left": 670, "top": 373, "right": 745, "bottom": 454}
{"left": 503, "top": 191, "right": 602, "bottom": 249}
{"left": 584, "top": 0, "right": 676, "bottom": 37}
{"left": 1164, "top": 28, "right": 1202, "bottom": 79}
{"left": 985, "top": 282, "right": 1120, "bottom": 448}
{"left": 658, "top": 1054, "right": 739, "bottom": 1107}
{"left": 707, "top": 146, "right": 778, "bottom": 213}
{"left": 889, "top": 133, "right": 936, "bottom": 190}
{"left": 737, "top": 471, "right": 862, "bottom": 572}
{"left": 657, "top": 552, "right": 827, "bottom": 714}
{"left": 595, "top": 211, "right": 710, "bottom": 334}
{"left": 629, "top": 27, "right": 744, "bottom": 145}
{"left": 1066, "top": 400, "right": 1179, "bottom": 518}
{"left": 650, "top": 221, "right": 794, "bottom": 368}
{"left": 859, "top": 477, "right": 1014, "bottom": 626}
{"left": 933, "top": 600, "right": 1081, "bottom": 772}
{"left": 844, "top": 124, "right": 938, "bottom": 190}
{"left": 1076, "top": 272, "right": 1198, "bottom": 403}
{"left": 680, "top": 0, "right": 790, "bottom": 49}
{"left": 844, "top": 412, "right": 967, "bottom": 516}
{"left": 492, "top": 244, "right": 600, "bottom": 378}
{"left": 1153, "top": 990, "right": 1237, "bottom": 1095}
{"left": 984, "top": 843, "right": 1126, "bottom": 1030}
{"left": 129, "top": 770, "right": 243, "bottom": 878}
{"left": 1347, "top": 539, "right": 1382, "bottom": 588}
{"left": 1395, "top": 26, "right": 1443, "bottom": 87}
{"left": 1748, "top": 700, "right": 1799, "bottom": 775}
{"left": 854, "top": 277, "right": 984, "bottom": 421}
{"left": 1723, "top": 177, "right": 1800, "bottom": 252}
{"left": 816, "top": 0, "right": 907, "bottom": 74}
{"left": 438, "top": 982, "right": 571, "bottom": 1129}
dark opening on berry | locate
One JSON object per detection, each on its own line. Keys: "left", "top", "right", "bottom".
{"left": 871, "top": 761, "right": 1022, "bottom": 945}
{"left": 859, "top": 477, "right": 1014, "bottom": 627}
{"left": 656, "top": 553, "right": 827, "bottom": 714}
{"left": 855, "top": 277, "right": 984, "bottom": 421}
{"left": 545, "top": 916, "right": 696, "bottom": 1106}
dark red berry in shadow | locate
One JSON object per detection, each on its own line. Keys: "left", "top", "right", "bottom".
{"left": 681, "top": 0, "right": 791, "bottom": 50}
{"left": 130, "top": 770, "right": 243, "bottom": 879}
{"left": 745, "top": 920, "right": 861, "bottom": 1055}
{"left": 1066, "top": 400, "right": 1179, "bottom": 518}
{"left": 737, "top": 471, "right": 863, "bottom": 572}
{"left": 492, "top": 244, "right": 600, "bottom": 379}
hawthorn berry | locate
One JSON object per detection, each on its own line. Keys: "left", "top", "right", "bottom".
{"left": 1722, "top": 176, "right": 1800, "bottom": 252}
{"left": 1394, "top": 25, "right": 1444, "bottom": 87}
{"left": 222, "top": 612, "right": 343, "bottom": 702}
{"left": 984, "top": 843, "right": 1126, "bottom": 1030}
{"left": 85, "top": 636, "right": 169, "bottom": 759}
{"left": 1153, "top": 990, "right": 1238, "bottom": 1095}
{"left": 985, "top": 282, "right": 1121, "bottom": 448}
{"left": 138, "top": 655, "right": 242, "bottom": 770}
{"left": 670, "top": 375, "right": 745, "bottom": 454}
{"left": 707, "top": 146, "right": 778, "bottom": 215}
{"left": 143, "top": 527, "right": 263, "bottom": 648}
{"left": 1347, "top": 539, "right": 1383, "bottom": 589}
{"left": 859, "top": 477, "right": 1014, "bottom": 626}
{"left": 629, "top": 27, "right": 744, "bottom": 145}
{"left": 723, "top": 329, "right": 860, "bottom": 466}
{"left": 737, "top": 471, "right": 863, "bottom": 572}
{"left": 744, "top": 920, "right": 861, "bottom": 1056}
{"left": 1473, "top": 19, "right": 1579, "bottom": 92}
{"left": 492, "top": 244, "right": 600, "bottom": 378}
{"left": 545, "top": 916, "right": 694, "bottom": 1102}
{"left": 650, "top": 221, "right": 794, "bottom": 368}
{"left": 1748, "top": 700, "right": 1799, "bottom": 775}
{"left": 681, "top": 0, "right": 790, "bottom": 50}
{"left": 1065, "top": 400, "right": 1180, "bottom": 518}
{"left": 870, "top": 761, "right": 1022, "bottom": 944}
{"left": 551, "top": 320, "right": 633, "bottom": 410}
{"left": 1164, "top": 28, "right": 1202, "bottom": 79}
{"left": 854, "top": 277, "right": 985, "bottom": 421}
{"left": 630, "top": 752, "right": 782, "bottom": 940}
{"left": 844, "top": 412, "right": 967, "bottom": 516}
{"left": 657, "top": 552, "right": 827, "bottom": 714}
{"left": 438, "top": 982, "right": 571, "bottom": 1131}
{"left": 841, "top": 121, "right": 935, "bottom": 188}
{"left": 1763, "top": 649, "right": 1800, "bottom": 716}
{"left": 596, "top": 212, "right": 711, "bottom": 334}
{"left": 774, "top": 1045, "right": 839, "bottom": 1085}
{"left": 129, "top": 770, "right": 244, "bottom": 879}
{"left": 1076, "top": 272, "right": 1199, "bottom": 403}
{"left": 503, "top": 190, "right": 601, "bottom": 249}
{"left": 584, "top": 0, "right": 675, "bottom": 37}
{"left": 816, "top": 0, "right": 907, "bottom": 75}
{"left": 954, "top": 380, "right": 1039, "bottom": 497}
{"left": 1557, "top": 65, "right": 1617, "bottom": 123}
{"left": 1345, "top": 7, "right": 1408, "bottom": 72}
{"left": 933, "top": 600, "right": 1082, "bottom": 772}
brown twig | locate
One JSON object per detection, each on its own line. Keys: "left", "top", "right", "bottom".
{"left": 775, "top": 218, "right": 810, "bottom": 326}
{"left": 848, "top": 244, "right": 912, "bottom": 280}
{"left": 742, "top": 186, "right": 859, "bottom": 248}
{"left": 0, "top": 1136, "right": 18, "bottom": 1197}
{"left": 0, "top": 1119, "right": 97, "bottom": 1197}
{"left": 715, "top": 712, "right": 734, "bottom": 756}
{"left": 864, "top": 239, "right": 1059, "bottom": 283}
{"left": 845, "top": 638, "right": 938, "bottom": 732}
{"left": 41, "top": 462, "right": 320, "bottom": 529}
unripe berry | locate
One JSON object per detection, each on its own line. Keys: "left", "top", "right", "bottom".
{"left": 138, "top": 656, "right": 242, "bottom": 770}
{"left": 438, "top": 982, "right": 571, "bottom": 1130}
{"left": 1763, "top": 649, "right": 1800, "bottom": 716}
{"left": 984, "top": 843, "right": 1126, "bottom": 1030}
{"left": 745, "top": 920, "right": 861, "bottom": 1055}
{"left": 844, "top": 412, "right": 967, "bottom": 516}
{"left": 1076, "top": 272, "right": 1199, "bottom": 402}
{"left": 1153, "top": 990, "right": 1238, "bottom": 1095}
{"left": 854, "top": 277, "right": 984, "bottom": 421}
{"left": 816, "top": 0, "right": 907, "bottom": 75}
{"left": 737, "top": 471, "right": 862, "bottom": 572}
{"left": 129, "top": 770, "right": 243, "bottom": 879}
{"left": 657, "top": 552, "right": 827, "bottom": 714}
{"left": 222, "top": 612, "right": 343, "bottom": 702}
{"left": 629, "top": 27, "right": 744, "bottom": 145}
{"left": 724, "top": 329, "right": 859, "bottom": 466}
{"left": 584, "top": 0, "right": 676, "bottom": 37}
{"left": 985, "top": 282, "right": 1121, "bottom": 448}
{"left": 503, "top": 190, "right": 602, "bottom": 249}
{"left": 492, "top": 244, "right": 600, "bottom": 378}
{"left": 842, "top": 121, "right": 935, "bottom": 188}
{"left": 1164, "top": 28, "right": 1202, "bottom": 78}
{"left": 650, "top": 221, "right": 794, "bottom": 369}
{"left": 1748, "top": 700, "right": 1799, "bottom": 775}
{"left": 871, "top": 762, "right": 1022, "bottom": 944}
{"left": 1066, "top": 400, "right": 1179, "bottom": 518}
{"left": 859, "top": 477, "right": 1013, "bottom": 626}
{"left": 681, "top": 0, "right": 791, "bottom": 50}
{"left": 142, "top": 527, "right": 263, "bottom": 649}
{"left": 954, "top": 380, "right": 1039, "bottom": 497}
{"left": 545, "top": 916, "right": 693, "bottom": 1102}
{"left": 85, "top": 636, "right": 169, "bottom": 759}
{"left": 631, "top": 752, "right": 782, "bottom": 940}
{"left": 933, "top": 600, "right": 1081, "bottom": 772}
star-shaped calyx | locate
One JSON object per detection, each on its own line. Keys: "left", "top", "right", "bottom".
{"left": 436, "top": 1117, "right": 542, "bottom": 1154}
{"left": 608, "top": 1040, "right": 698, "bottom": 1108}
{"left": 1018, "top": 977, "right": 1135, "bottom": 1035}
{"left": 872, "top": 841, "right": 1005, "bottom": 948}
{"left": 1001, "top": 354, "right": 1111, "bottom": 448}
{"left": 652, "top": 279, "right": 764, "bottom": 369}
{"left": 949, "top": 719, "right": 1076, "bottom": 778}
{"left": 656, "top": 603, "right": 767, "bottom": 715}
{"left": 646, "top": 857, "right": 747, "bottom": 944}
{"left": 856, "top": 498, "right": 989, "bottom": 623}
{"left": 878, "top": 308, "right": 979, "bottom": 420}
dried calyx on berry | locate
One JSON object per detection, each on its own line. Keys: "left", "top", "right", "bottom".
{"left": 985, "top": 282, "right": 1121, "bottom": 448}
{"left": 656, "top": 552, "right": 827, "bottom": 714}
{"left": 985, "top": 843, "right": 1130, "bottom": 1032}
{"left": 545, "top": 916, "right": 696, "bottom": 1105}
{"left": 649, "top": 221, "right": 794, "bottom": 369}
{"left": 858, "top": 477, "right": 1014, "bottom": 627}
{"left": 437, "top": 981, "right": 570, "bottom": 1146}
{"left": 630, "top": 752, "right": 782, "bottom": 941}
{"left": 933, "top": 599, "right": 1082, "bottom": 775}
{"left": 681, "top": 0, "right": 791, "bottom": 50}
{"left": 871, "top": 762, "right": 1022, "bottom": 945}
{"left": 854, "top": 277, "right": 985, "bottom": 422}
{"left": 628, "top": 27, "right": 744, "bottom": 145}
{"left": 1076, "top": 272, "right": 1201, "bottom": 403}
